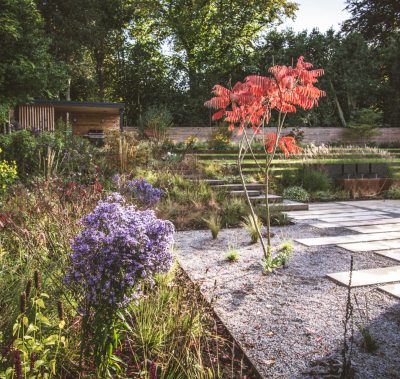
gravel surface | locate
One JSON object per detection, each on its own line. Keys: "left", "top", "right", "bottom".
{"left": 175, "top": 222, "right": 400, "bottom": 378}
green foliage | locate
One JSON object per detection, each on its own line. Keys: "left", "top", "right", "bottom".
{"left": 203, "top": 214, "right": 221, "bottom": 239}
{"left": 0, "top": 130, "right": 97, "bottom": 183}
{"left": 359, "top": 327, "right": 379, "bottom": 353}
{"left": 263, "top": 240, "right": 293, "bottom": 273}
{"left": 298, "top": 168, "right": 332, "bottom": 192}
{"left": 139, "top": 105, "right": 173, "bottom": 140}
{"left": 221, "top": 197, "right": 248, "bottom": 227}
{"left": 0, "top": 149, "right": 17, "bottom": 194}
{"left": 241, "top": 214, "right": 262, "bottom": 244}
{"left": 0, "top": 0, "right": 66, "bottom": 106}
{"left": 283, "top": 186, "right": 310, "bottom": 202}
{"left": 386, "top": 185, "right": 400, "bottom": 199}
{"left": 345, "top": 108, "right": 382, "bottom": 142}
{"left": 225, "top": 249, "right": 239, "bottom": 262}
{"left": 0, "top": 281, "right": 67, "bottom": 379}
{"left": 203, "top": 162, "right": 223, "bottom": 178}
{"left": 312, "top": 190, "right": 333, "bottom": 201}
{"left": 208, "top": 124, "right": 232, "bottom": 150}
{"left": 123, "top": 269, "right": 225, "bottom": 377}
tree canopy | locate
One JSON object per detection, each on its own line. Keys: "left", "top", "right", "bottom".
{"left": 0, "top": 0, "right": 399, "bottom": 127}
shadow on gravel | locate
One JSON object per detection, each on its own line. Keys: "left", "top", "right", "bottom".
{"left": 303, "top": 300, "right": 400, "bottom": 379}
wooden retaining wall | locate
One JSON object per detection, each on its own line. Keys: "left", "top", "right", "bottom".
{"left": 125, "top": 126, "right": 400, "bottom": 145}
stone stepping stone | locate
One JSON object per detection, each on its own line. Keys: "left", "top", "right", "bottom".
{"left": 378, "top": 283, "right": 400, "bottom": 299}
{"left": 311, "top": 217, "right": 400, "bottom": 229}
{"left": 317, "top": 214, "right": 388, "bottom": 223}
{"left": 375, "top": 249, "right": 400, "bottom": 262}
{"left": 348, "top": 223, "right": 400, "bottom": 233}
{"left": 286, "top": 208, "right": 363, "bottom": 217}
{"left": 327, "top": 265, "right": 400, "bottom": 287}
{"left": 297, "top": 232, "right": 400, "bottom": 247}
{"left": 338, "top": 239, "right": 400, "bottom": 252}
{"left": 291, "top": 211, "right": 386, "bottom": 221}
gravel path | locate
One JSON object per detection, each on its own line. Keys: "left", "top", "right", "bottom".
{"left": 175, "top": 222, "right": 400, "bottom": 378}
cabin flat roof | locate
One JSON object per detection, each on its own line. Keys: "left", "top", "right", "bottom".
{"left": 17, "top": 100, "right": 125, "bottom": 114}
{"left": 31, "top": 100, "right": 125, "bottom": 109}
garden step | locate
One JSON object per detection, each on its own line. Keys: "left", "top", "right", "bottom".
{"left": 231, "top": 190, "right": 261, "bottom": 197}
{"left": 249, "top": 194, "right": 283, "bottom": 204}
{"left": 202, "top": 179, "right": 226, "bottom": 185}
{"left": 213, "top": 183, "right": 265, "bottom": 191}
{"left": 257, "top": 199, "right": 308, "bottom": 211}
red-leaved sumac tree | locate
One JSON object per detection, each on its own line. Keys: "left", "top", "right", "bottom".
{"left": 205, "top": 56, "right": 325, "bottom": 269}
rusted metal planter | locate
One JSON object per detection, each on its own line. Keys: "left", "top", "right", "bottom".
{"left": 336, "top": 177, "right": 392, "bottom": 197}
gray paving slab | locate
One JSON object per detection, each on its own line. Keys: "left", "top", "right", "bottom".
{"left": 348, "top": 223, "right": 400, "bottom": 233}
{"left": 378, "top": 283, "right": 400, "bottom": 299}
{"left": 317, "top": 214, "right": 390, "bottom": 223}
{"left": 286, "top": 208, "right": 369, "bottom": 217}
{"left": 291, "top": 211, "right": 386, "bottom": 221}
{"left": 375, "top": 249, "right": 400, "bottom": 262}
{"left": 297, "top": 232, "right": 400, "bottom": 247}
{"left": 311, "top": 217, "right": 400, "bottom": 229}
{"left": 338, "top": 239, "right": 400, "bottom": 252}
{"left": 327, "top": 265, "right": 400, "bottom": 287}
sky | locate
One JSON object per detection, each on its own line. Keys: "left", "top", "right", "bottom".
{"left": 281, "top": 0, "right": 351, "bottom": 32}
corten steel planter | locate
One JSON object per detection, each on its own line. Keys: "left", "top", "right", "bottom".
{"left": 336, "top": 177, "right": 392, "bottom": 197}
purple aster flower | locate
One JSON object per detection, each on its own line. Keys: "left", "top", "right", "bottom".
{"left": 65, "top": 193, "right": 174, "bottom": 311}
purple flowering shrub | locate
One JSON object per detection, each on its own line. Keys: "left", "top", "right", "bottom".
{"left": 112, "top": 175, "right": 162, "bottom": 207}
{"left": 65, "top": 192, "right": 174, "bottom": 309}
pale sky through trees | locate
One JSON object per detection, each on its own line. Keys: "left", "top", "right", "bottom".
{"left": 282, "top": 0, "right": 351, "bottom": 31}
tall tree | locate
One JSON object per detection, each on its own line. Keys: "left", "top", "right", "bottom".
{"left": 0, "top": 0, "right": 66, "bottom": 122}
{"left": 36, "top": 0, "right": 136, "bottom": 101}
{"left": 343, "top": 0, "right": 400, "bottom": 41}
{"left": 343, "top": 0, "right": 400, "bottom": 126}
{"left": 147, "top": 0, "right": 297, "bottom": 123}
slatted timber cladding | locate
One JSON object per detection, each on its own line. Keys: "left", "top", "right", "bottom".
{"left": 18, "top": 105, "right": 55, "bottom": 131}
{"left": 71, "top": 112, "right": 119, "bottom": 135}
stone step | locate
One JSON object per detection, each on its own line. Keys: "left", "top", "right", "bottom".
{"left": 375, "top": 249, "right": 400, "bottom": 262}
{"left": 202, "top": 179, "right": 226, "bottom": 185}
{"left": 327, "top": 265, "right": 400, "bottom": 288}
{"left": 213, "top": 183, "right": 265, "bottom": 191}
{"left": 248, "top": 194, "right": 283, "bottom": 204}
{"left": 379, "top": 283, "right": 400, "bottom": 299}
{"left": 257, "top": 199, "right": 308, "bottom": 211}
{"left": 231, "top": 190, "right": 261, "bottom": 197}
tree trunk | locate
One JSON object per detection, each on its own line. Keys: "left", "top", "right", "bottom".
{"left": 329, "top": 80, "right": 347, "bottom": 128}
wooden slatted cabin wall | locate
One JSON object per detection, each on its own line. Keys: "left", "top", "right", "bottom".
{"left": 18, "top": 105, "right": 55, "bottom": 131}
{"left": 70, "top": 112, "right": 119, "bottom": 135}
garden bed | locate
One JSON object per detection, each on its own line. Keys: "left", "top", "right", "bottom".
{"left": 175, "top": 225, "right": 400, "bottom": 378}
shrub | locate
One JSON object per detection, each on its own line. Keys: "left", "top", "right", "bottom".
{"left": 0, "top": 130, "right": 37, "bottom": 176}
{"left": 312, "top": 190, "right": 332, "bottom": 201}
{"left": 386, "top": 185, "right": 400, "bottom": 199}
{"left": 203, "top": 162, "right": 223, "bottom": 178}
{"left": 0, "top": 148, "right": 17, "bottom": 193}
{"left": 139, "top": 105, "right": 173, "bottom": 141}
{"left": 208, "top": 124, "right": 232, "bottom": 150}
{"left": 203, "top": 214, "right": 221, "bottom": 239}
{"left": 241, "top": 214, "right": 263, "bottom": 244}
{"left": 221, "top": 197, "right": 248, "bottom": 226}
{"left": 280, "top": 167, "right": 301, "bottom": 188}
{"left": 298, "top": 167, "right": 332, "bottom": 192}
{"left": 283, "top": 186, "right": 310, "bottom": 202}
